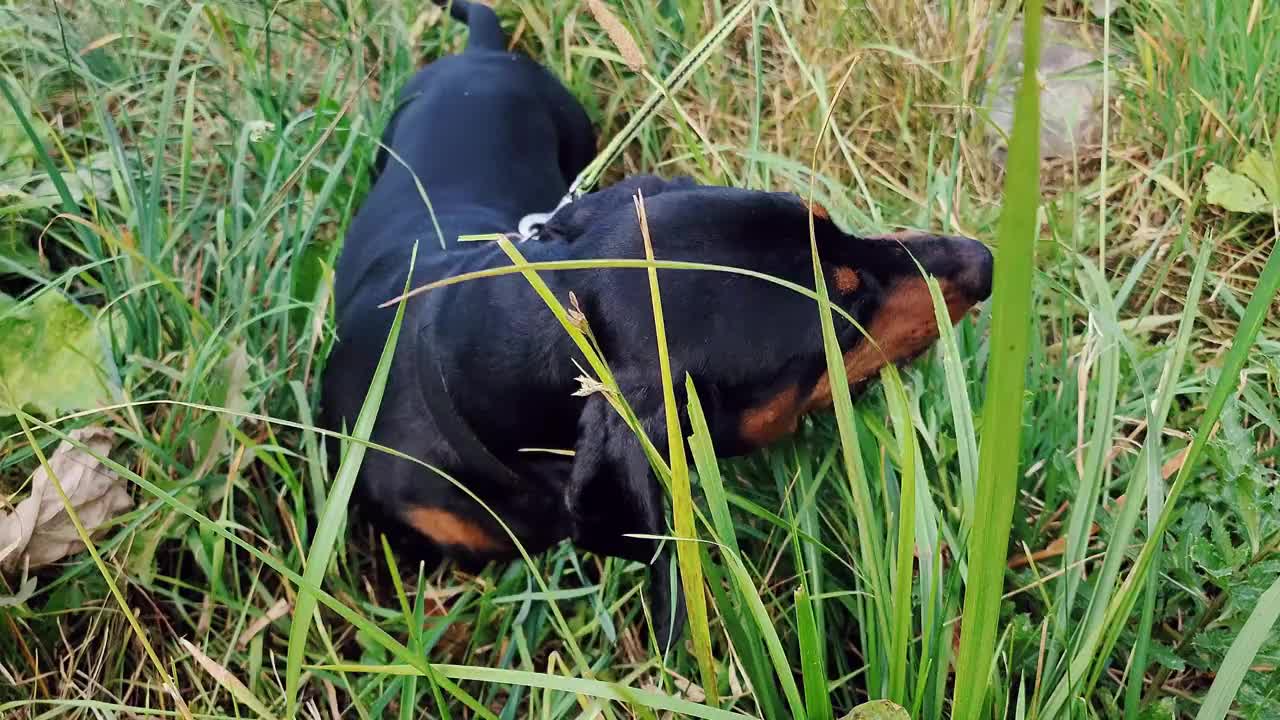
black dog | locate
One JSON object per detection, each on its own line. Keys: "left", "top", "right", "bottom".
{"left": 323, "top": 0, "right": 994, "bottom": 650}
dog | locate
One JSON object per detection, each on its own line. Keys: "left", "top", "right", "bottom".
{"left": 322, "top": 0, "right": 994, "bottom": 651}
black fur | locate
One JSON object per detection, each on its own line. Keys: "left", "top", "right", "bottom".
{"left": 323, "top": 0, "right": 993, "bottom": 653}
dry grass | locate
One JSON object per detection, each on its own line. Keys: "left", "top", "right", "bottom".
{"left": 1, "top": 0, "right": 1278, "bottom": 718}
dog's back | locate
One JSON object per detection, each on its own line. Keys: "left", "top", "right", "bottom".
{"left": 334, "top": 0, "right": 596, "bottom": 316}
{"left": 323, "top": 1, "right": 597, "bottom": 523}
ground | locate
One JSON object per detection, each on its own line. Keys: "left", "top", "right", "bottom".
{"left": 1, "top": 1, "right": 1279, "bottom": 718}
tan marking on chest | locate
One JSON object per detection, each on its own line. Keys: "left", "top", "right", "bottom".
{"left": 740, "top": 385, "right": 802, "bottom": 446}
{"left": 403, "top": 507, "right": 506, "bottom": 552}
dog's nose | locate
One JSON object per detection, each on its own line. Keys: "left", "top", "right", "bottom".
{"left": 909, "top": 234, "right": 993, "bottom": 303}
{"left": 947, "top": 236, "right": 993, "bottom": 301}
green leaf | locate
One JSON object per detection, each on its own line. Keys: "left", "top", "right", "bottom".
{"left": 1237, "top": 150, "right": 1280, "bottom": 206}
{"left": 839, "top": 699, "right": 911, "bottom": 720}
{"left": 1194, "top": 573, "right": 1280, "bottom": 720}
{"left": 0, "top": 227, "right": 45, "bottom": 277}
{"left": 1205, "top": 163, "right": 1270, "bottom": 213}
{"left": 0, "top": 72, "right": 36, "bottom": 179}
{"left": 1190, "top": 537, "right": 1237, "bottom": 580}
{"left": 0, "top": 291, "right": 117, "bottom": 416}
{"left": 1137, "top": 698, "right": 1177, "bottom": 720}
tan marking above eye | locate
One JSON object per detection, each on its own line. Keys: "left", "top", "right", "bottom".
{"left": 806, "top": 200, "right": 830, "bottom": 220}
{"left": 833, "top": 266, "right": 860, "bottom": 294}
{"left": 739, "top": 385, "right": 802, "bottom": 446}
{"left": 403, "top": 506, "right": 506, "bottom": 552}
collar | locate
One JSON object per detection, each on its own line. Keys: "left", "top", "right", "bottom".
{"left": 416, "top": 325, "right": 524, "bottom": 489}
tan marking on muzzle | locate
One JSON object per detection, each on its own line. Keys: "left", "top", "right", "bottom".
{"left": 403, "top": 506, "right": 506, "bottom": 552}
{"left": 805, "top": 277, "right": 973, "bottom": 410}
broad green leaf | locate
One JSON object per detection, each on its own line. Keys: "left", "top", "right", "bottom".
{"left": 0, "top": 227, "right": 44, "bottom": 276}
{"left": 840, "top": 699, "right": 910, "bottom": 720}
{"left": 1237, "top": 150, "right": 1280, "bottom": 206}
{"left": 0, "top": 72, "right": 36, "bottom": 179}
{"left": 1204, "top": 164, "right": 1270, "bottom": 213}
{"left": 1194, "top": 572, "right": 1280, "bottom": 720}
{"left": 0, "top": 291, "right": 117, "bottom": 416}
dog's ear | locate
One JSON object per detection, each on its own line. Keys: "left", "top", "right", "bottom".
{"left": 542, "top": 175, "right": 698, "bottom": 242}
{"left": 566, "top": 394, "right": 685, "bottom": 651}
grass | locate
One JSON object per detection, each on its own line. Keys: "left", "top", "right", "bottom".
{"left": 2, "top": 0, "right": 1280, "bottom": 718}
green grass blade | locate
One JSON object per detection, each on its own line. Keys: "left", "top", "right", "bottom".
{"left": 316, "top": 663, "right": 755, "bottom": 720}
{"left": 1193, "top": 573, "right": 1280, "bottom": 720}
{"left": 882, "top": 364, "right": 918, "bottom": 704}
{"left": 723, "top": 551, "right": 808, "bottom": 719}
{"left": 283, "top": 243, "right": 418, "bottom": 717}
{"left": 1124, "top": 240, "right": 1212, "bottom": 720}
{"left": 796, "top": 585, "right": 833, "bottom": 720}
{"left": 686, "top": 377, "right": 740, "bottom": 558}
{"left": 950, "top": 0, "right": 1042, "bottom": 717}
{"left": 572, "top": 0, "right": 756, "bottom": 193}
{"left": 635, "top": 195, "right": 715, "bottom": 696}
{"left": 804, "top": 54, "right": 892, "bottom": 699}
{"left": 925, "top": 276, "right": 978, "bottom": 535}
{"left": 1057, "top": 261, "right": 1121, "bottom": 642}
{"left": 1042, "top": 214, "right": 1280, "bottom": 719}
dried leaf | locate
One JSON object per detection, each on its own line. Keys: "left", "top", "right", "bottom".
{"left": 238, "top": 597, "right": 291, "bottom": 648}
{"left": 586, "top": 0, "right": 646, "bottom": 72}
{"left": 0, "top": 426, "right": 133, "bottom": 573}
{"left": 1089, "top": 0, "right": 1123, "bottom": 18}
{"left": 567, "top": 291, "right": 589, "bottom": 331}
{"left": 180, "top": 637, "right": 279, "bottom": 720}
{"left": 0, "top": 567, "right": 37, "bottom": 607}
{"left": 27, "top": 150, "right": 117, "bottom": 206}
{"left": 987, "top": 17, "right": 1106, "bottom": 164}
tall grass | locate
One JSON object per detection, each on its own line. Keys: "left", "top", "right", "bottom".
{"left": 2, "top": 1, "right": 1279, "bottom": 719}
{"left": 951, "top": 0, "right": 1042, "bottom": 717}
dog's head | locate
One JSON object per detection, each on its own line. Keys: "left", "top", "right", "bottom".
{"left": 557, "top": 182, "right": 994, "bottom": 434}
{"left": 799, "top": 222, "right": 993, "bottom": 412}
{"left": 558, "top": 179, "right": 993, "bottom": 649}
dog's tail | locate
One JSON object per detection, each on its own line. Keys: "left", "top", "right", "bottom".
{"left": 437, "top": 1, "right": 506, "bottom": 52}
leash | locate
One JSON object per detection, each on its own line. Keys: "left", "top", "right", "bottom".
{"left": 515, "top": 190, "right": 576, "bottom": 241}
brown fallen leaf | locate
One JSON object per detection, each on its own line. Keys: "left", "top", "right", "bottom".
{"left": 1008, "top": 521, "right": 1102, "bottom": 570}
{"left": 0, "top": 426, "right": 133, "bottom": 573}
